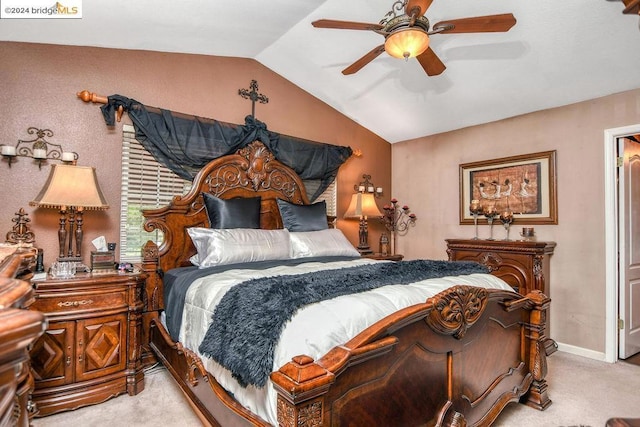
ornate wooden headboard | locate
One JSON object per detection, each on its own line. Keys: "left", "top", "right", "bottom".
{"left": 142, "top": 141, "right": 310, "bottom": 273}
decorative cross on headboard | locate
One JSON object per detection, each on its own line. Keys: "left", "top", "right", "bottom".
{"left": 238, "top": 80, "right": 269, "bottom": 119}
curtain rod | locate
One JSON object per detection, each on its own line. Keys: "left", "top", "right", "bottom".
{"left": 75, "top": 89, "right": 363, "bottom": 157}
{"left": 77, "top": 90, "right": 124, "bottom": 122}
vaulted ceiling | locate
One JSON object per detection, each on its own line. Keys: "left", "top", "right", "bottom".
{"left": 1, "top": 0, "right": 639, "bottom": 143}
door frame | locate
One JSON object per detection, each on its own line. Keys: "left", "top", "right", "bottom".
{"left": 604, "top": 124, "right": 640, "bottom": 363}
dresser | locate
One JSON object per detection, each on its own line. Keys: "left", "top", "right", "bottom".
{"left": 446, "top": 238, "right": 556, "bottom": 354}
{"left": 0, "top": 250, "right": 47, "bottom": 427}
{"left": 446, "top": 238, "right": 556, "bottom": 296}
{"left": 29, "top": 270, "right": 147, "bottom": 417}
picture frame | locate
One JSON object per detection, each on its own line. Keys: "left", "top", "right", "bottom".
{"left": 459, "top": 150, "right": 557, "bottom": 225}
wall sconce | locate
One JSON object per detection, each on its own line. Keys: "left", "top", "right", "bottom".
{"left": 30, "top": 164, "right": 109, "bottom": 269}
{"left": 344, "top": 174, "right": 383, "bottom": 254}
{"left": 354, "top": 174, "right": 384, "bottom": 197}
{"left": 1, "top": 127, "right": 78, "bottom": 169}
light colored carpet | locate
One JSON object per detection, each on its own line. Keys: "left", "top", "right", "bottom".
{"left": 33, "top": 351, "right": 640, "bottom": 427}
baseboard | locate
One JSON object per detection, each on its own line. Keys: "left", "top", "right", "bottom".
{"left": 555, "top": 341, "right": 609, "bottom": 362}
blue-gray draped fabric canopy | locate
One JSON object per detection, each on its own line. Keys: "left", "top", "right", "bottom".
{"left": 100, "top": 95, "right": 353, "bottom": 201}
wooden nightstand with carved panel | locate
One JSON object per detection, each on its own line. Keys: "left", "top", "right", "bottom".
{"left": 28, "top": 270, "right": 147, "bottom": 417}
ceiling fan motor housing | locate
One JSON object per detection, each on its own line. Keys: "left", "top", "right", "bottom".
{"left": 384, "top": 15, "right": 430, "bottom": 59}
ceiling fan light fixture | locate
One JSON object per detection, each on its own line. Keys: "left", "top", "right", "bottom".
{"left": 384, "top": 27, "right": 430, "bottom": 59}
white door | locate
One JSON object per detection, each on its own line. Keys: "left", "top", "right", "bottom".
{"left": 619, "top": 136, "right": 640, "bottom": 358}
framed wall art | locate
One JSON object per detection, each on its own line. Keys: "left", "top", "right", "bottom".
{"left": 459, "top": 150, "right": 557, "bottom": 225}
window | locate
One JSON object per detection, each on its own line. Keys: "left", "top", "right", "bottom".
{"left": 120, "top": 125, "right": 337, "bottom": 262}
{"left": 303, "top": 180, "right": 337, "bottom": 217}
{"left": 119, "top": 125, "right": 191, "bottom": 262}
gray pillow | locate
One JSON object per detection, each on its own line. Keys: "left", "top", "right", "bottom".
{"left": 203, "top": 193, "right": 261, "bottom": 229}
{"left": 277, "top": 199, "right": 328, "bottom": 232}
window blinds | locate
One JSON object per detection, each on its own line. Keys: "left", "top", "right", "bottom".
{"left": 119, "top": 125, "right": 191, "bottom": 262}
{"left": 120, "top": 125, "right": 337, "bottom": 262}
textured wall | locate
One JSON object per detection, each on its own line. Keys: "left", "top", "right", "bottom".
{"left": 0, "top": 41, "right": 391, "bottom": 265}
{"left": 392, "top": 88, "right": 640, "bottom": 354}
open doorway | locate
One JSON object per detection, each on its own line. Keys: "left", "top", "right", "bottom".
{"left": 604, "top": 124, "right": 640, "bottom": 363}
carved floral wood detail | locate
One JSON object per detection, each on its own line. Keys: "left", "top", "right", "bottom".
{"left": 277, "top": 397, "right": 323, "bottom": 427}
{"left": 201, "top": 141, "right": 301, "bottom": 200}
{"left": 298, "top": 400, "right": 323, "bottom": 427}
{"left": 427, "top": 285, "right": 488, "bottom": 339}
{"left": 277, "top": 397, "right": 295, "bottom": 427}
{"left": 479, "top": 252, "right": 502, "bottom": 272}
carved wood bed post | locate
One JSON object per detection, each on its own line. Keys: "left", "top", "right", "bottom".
{"left": 271, "top": 355, "right": 334, "bottom": 426}
{"left": 140, "top": 240, "right": 163, "bottom": 365}
{"left": 517, "top": 290, "right": 552, "bottom": 410}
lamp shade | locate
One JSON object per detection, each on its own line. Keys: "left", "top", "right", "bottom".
{"left": 30, "top": 164, "right": 109, "bottom": 210}
{"left": 384, "top": 28, "right": 430, "bottom": 59}
{"left": 344, "top": 193, "right": 382, "bottom": 219}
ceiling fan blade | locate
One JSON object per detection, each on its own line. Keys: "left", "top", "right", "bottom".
{"left": 622, "top": 0, "right": 640, "bottom": 14}
{"left": 416, "top": 47, "right": 446, "bottom": 76}
{"left": 432, "top": 13, "right": 517, "bottom": 34}
{"left": 312, "top": 19, "right": 384, "bottom": 31}
{"left": 404, "top": 0, "right": 433, "bottom": 18}
{"left": 342, "top": 45, "right": 386, "bottom": 75}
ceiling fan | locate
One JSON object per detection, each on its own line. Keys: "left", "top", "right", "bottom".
{"left": 312, "top": 0, "right": 516, "bottom": 76}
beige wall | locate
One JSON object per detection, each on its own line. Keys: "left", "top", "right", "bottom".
{"left": 392, "top": 88, "right": 640, "bottom": 354}
{"left": 0, "top": 41, "right": 391, "bottom": 266}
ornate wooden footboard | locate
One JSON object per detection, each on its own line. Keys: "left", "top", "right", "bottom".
{"left": 271, "top": 286, "right": 550, "bottom": 427}
{"left": 146, "top": 279, "right": 550, "bottom": 426}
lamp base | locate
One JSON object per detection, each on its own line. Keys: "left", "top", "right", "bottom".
{"left": 58, "top": 256, "right": 82, "bottom": 263}
{"left": 57, "top": 256, "right": 90, "bottom": 273}
{"left": 357, "top": 246, "right": 373, "bottom": 255}
{"left": 356, "top": 217, "right": 374, "bottom": 256}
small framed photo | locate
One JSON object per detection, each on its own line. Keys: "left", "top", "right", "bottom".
{"left": 459, "top": 150, "right": 557, "bottom": 225}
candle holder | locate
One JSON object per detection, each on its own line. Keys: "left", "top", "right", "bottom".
{"left": 380, "top": 198, "right": 417, "bottom": 255}
{"left": 484, "top": 207, "right": 498, "bottom": 240}
{"left": 0, "top": 127, "right": 78, "bottom": 169}
{"left": 469, "top": 199, "right": 482, "bottom": 239}
{"left": 499, "top": 210, "right": 514, "bottom": 240}
{"left": 520, "top": 227, "right": 536, "bottom": 241}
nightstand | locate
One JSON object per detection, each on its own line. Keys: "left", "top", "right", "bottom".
{"left": 364, "top": 253, "right": 404, "bottom": 261}
{"left": 28, "top": 270, "right": 147, "bottom": 417}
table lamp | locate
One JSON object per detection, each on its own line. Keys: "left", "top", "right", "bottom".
{"left": 30, "top": 164, "right": 109, "bottom": 268}
{"left": 344, "top": 192, "right": 382, "bottom": 255}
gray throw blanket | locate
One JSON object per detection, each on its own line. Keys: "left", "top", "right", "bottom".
{"left": 198, "top": 259, "right": 488, "bottom": 388}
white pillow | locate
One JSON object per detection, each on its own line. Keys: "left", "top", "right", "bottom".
{"left": 289, "top": 229, "right": 360, "bottom": 259}
{"left": 187, "top": 227, "right": 291, "bottom": 268}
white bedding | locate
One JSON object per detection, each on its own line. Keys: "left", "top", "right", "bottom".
{"left": 176, "top": 257, "right": 513, "bottom": 425}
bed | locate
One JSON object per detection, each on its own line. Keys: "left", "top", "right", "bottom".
{"left": 140, "top": 141, "right": 552, "bottom": 426}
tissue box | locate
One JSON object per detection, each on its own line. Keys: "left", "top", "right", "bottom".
{"left": 91, "top": 251, "right": 115, "bottom": 272}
